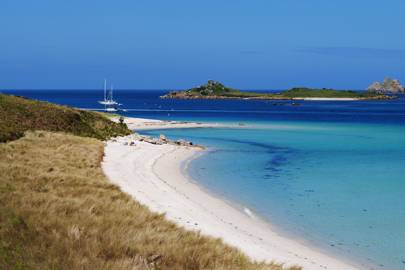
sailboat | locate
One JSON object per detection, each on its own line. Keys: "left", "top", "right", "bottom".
{"left": 99, "top": 79, "right": 120, "bottom": 112}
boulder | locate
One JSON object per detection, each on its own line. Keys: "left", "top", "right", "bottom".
{"left": 367, "top": 81, "right": 384, "bottom": 92}
{"left": 159, "top": 134, "right": 167, "bottom": 142}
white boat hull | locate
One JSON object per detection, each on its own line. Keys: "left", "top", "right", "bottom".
{"left": 105, "top": 108, "right": 118, "bottom": 112}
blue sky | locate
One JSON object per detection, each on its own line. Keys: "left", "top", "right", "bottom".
{"left": 1, "top": 0, "right": 405, "bottom": 90}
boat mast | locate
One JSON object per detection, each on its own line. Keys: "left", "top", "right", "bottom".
{"left": 111, "top": 84, "right": 114, "bottom": 101}
{"left": 104, "top": 79, "right": 107, "bottom": 101}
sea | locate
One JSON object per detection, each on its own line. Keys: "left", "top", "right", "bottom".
{"left": 4, "top": 89, "right": 405, "bottom": 270}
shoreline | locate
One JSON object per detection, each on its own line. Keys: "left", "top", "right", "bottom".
{"left": 292, "top": 97, "right": 360, "bottom": 101}
{"left": 179, "top": 153, "right": 367, "bottom": 269}
{"left": 111, "top": 116, "right": 230, "bottom": 130}
{"left": 102, "top": 131, "right": 362, "bottom": 270}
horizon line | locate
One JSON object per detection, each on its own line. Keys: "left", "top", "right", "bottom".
{"left": 1, "top": 88, "right": 369, "bottom": 91}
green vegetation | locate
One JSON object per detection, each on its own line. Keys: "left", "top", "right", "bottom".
{"left": 163, "top": 80, "right": 270, "bottom": 99}
{"left": 0, "top": 94, "right": 131, "bottom": 142}
{"left": 0, "top": 131, "right": 296, "bottom": 270}
{"left": 189, "top": 80, "right": 237, "bottom": 95}
{"left": 162, "top": 81, "right": 390, "bottom": 100}
{"left": 280, "top": 87, "right": 382, "bottom": 98}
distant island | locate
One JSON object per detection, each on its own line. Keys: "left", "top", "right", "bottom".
{"left": 367, "top": 77, "right": 404, "bottom": 94}
{"left": 161, "top": 80, "right": 393, "bottom": 100}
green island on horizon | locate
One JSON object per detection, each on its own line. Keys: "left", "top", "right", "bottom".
{"left": 161, "top": 80, "right": 396, "bottom": 100}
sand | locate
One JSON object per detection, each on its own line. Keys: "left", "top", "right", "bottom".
{"left": 111, "top": 116, "right": 228, "bottom": 130}
{"left": 102, "top": 128, "right": 362, "bottom": 270}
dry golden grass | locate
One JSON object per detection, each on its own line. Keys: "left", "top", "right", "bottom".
{"left": 0, "top": 94, "right": 131, "bottom": 143}
{"left": 0, "top": 131, "right": 300, "bottom": 270}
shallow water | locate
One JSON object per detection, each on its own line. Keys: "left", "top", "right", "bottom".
{"left": 143, "top": 123, "right": 405, "bottom": 270}
{"left": 5, "top": 89, "right": 405, "bottom": 270}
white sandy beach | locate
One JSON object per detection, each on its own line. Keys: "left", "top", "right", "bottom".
{"left": 102, "top": 122, "right": 362, "bottom": 270}
{"left": 112, "top": 116, "right": 227, "bottom": 130}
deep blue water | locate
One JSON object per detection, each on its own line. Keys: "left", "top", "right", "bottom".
{"left": 4, "top": 89, "right": 405, "bottom": 125}
{"left": 4, "top": 89, "right": 405, "bottom": 270}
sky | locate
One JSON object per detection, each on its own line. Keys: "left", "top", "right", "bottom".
{"left": 1, "top": 0, "right": 405, "bottom": 90}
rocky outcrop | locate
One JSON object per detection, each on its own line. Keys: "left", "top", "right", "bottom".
{"left": 368, "top": 78, "right": 404, "bottom": 93}
{"left": 113, "top": 133, "right": 203, "bottom": 149}
{"left": 162, "top": 80, "right": 235, "bottom": 99}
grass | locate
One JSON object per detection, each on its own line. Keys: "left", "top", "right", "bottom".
{"left": 280, "top": 87, "right": 381, "bottom": 98}
{"left": 0, "top": 94, "right": 131, "bottom": 142}
{"left": 0, "top": 131, "right": 298, "bottom": 270}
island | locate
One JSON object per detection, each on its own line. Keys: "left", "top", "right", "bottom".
{"left": 161, "top": 80, "right": 394, "bottom": 100}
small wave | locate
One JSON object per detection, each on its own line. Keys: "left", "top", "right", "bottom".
{"left": 244, "top": 207, "right": 256, "bottom": 219}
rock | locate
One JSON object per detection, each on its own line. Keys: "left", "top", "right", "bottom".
{"left": 148, "top": 138, "right": 163, "bottom": 145}
{"left": 367, "top": 81, "right": 383, "bottom": 92}
{"left": 159, "top": 134, "right": 167, "bottom": 142}
{"left": 368, "top": 78, "right": 404, "bottom": 93}
{"left": 177, "top": 139, "right": 186, "bottom": 145}
{"left": 173, "top": 139, "right": 193, "bottom": 146}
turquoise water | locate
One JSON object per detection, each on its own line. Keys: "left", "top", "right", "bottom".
{"left": 143, "top": 122, "right": 405, "bottom": 270}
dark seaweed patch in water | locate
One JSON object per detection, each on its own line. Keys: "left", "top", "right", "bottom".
{"left": 223, "top": 138, "right": 293, "bottom": 153}
{"left": 205, "top": 138, "right": 298, "bottom": 180}
{"left": 191, "top": 136, "right": 293, "bottom": 152}
{"left": 266, "top": 154, "right": 288, "bottom": 167}
{"left": 182, "top": 135, "right": 297, "bottom": 181}
{"left": 263, "top": 150, "right": 294, "bottom": 179}
{"left": 210, "top": 149, "right": 268, "bottom": 154}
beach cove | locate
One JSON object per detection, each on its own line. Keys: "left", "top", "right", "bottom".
{"left": 102, "top": 117, "right": 361, "bottom": 270}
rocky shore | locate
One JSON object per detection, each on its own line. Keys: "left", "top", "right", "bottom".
{"left": 111, "top": 133, "right": 204, "bottom": 149}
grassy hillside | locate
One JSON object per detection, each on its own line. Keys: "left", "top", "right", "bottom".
{"left": 280, "top": 87, "right": 381, "bottom": 98}
{"left": 0, "top": 131, "right": 296, "bottom": 270}
{"left": 0, "top": 94, "right": 131, "bottom": 142}
{"left": 161, "top": 80, "right": 268, "bottom": 99}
